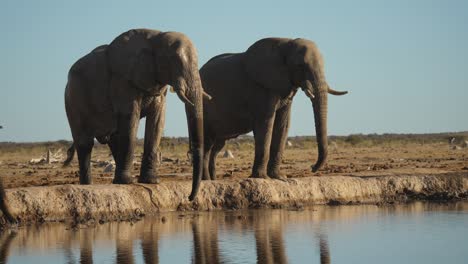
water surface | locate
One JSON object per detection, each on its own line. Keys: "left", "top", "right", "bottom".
{"left": 1, "top": 202, "right": 467, "bottom": 263}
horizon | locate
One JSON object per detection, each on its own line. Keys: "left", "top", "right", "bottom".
{"left": 1, "top": 1, "right": 467, "bottom": 142}
{"left": 1, "top": 130, "right": 467, "bottom": 144}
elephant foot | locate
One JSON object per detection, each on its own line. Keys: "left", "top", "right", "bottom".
{"left": 202, "top": 173, "right": 211, "bottom": 181}
{"left": 268, "top": 171, "right": 288, "bottom": 181}
{"left": 113, "top": 172, "right": 134, "bottom": 184}
{"left": 79, "top": 176, "right": 92, "bottom": 185}
{"left": 138, "top": 173, "right": 161, "bottom": 184}
{"left": 249, "top": 171, "right": 270, "bottom": 179}
{"left": 311, "top": 164, "right": 323, "bottom": 173}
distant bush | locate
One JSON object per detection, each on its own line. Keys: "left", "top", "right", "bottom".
{"left": 1, "top": 131, "right": 467, "bottom": 154}
{"left": 344, "top": 134, "right": 366, "bottom": 146}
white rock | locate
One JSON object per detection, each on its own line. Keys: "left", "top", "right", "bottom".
{"left": 30, "top": 149, "right": 64, "bottom": 164}
{"left": 29, "top": 158, "right": 45, "bottom": 164}
{"left": 104, "top": 163, "right": 115, "bottom": 173}
{"left": 287, "top": 141, "right": 293, "bottom": 147}
{"left": 223, "top": 150, "right": 234, "bottom": 158}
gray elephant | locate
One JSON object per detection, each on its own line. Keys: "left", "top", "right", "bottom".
{"left": 0, "top": 180, "right": 15, "bottom": 224}
{"left": 200, "top": 38, "right": 347, "bottom": 180}
{"left": 64, "top": 29, "right": 206, "bottom": 200}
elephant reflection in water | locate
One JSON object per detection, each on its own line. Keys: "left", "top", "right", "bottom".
{"left": 115, "top": 224, "right": 135, "bottom": 264}
{"left": 140, "top": 220, "right": 160, "bottom": 264}
{"left": 0, "top": 231, "right": 17, "bottom": 264}
{"left": 72, "top": 221, "right": 159, "bottom": 264}
{"left": 58, "top": 227, "right": 94, "bottom": 264}
{"left": 250, "top": 211, "right": 332, "bottom": 264}
{"left": 115, "top": 220, "right": 160, "bottom": 264}
{"left": 250, "top": 211, "right": 288, "bottom": 264}
{"left": 191, "top": 215, "right": 221, "bottom": 263}
{"left": 79, "top": 230, "right": 94, "bottom": 264}
{"left": 189, "top": 211, "right": 332, "bottom": 264}
{"left": 0, "top": 214, "right": 331, "bottom": 263}
{"left": 319, "top": 234, "right": 331, "bottom": 264}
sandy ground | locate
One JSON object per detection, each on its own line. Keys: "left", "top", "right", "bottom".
{"left": 1, "top": 142, "right": 467, "bottom": 188}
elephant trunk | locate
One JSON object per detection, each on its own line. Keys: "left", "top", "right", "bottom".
{"left": 174, "top": 75, "right": 204, "bottom": 201}
{"left": 312, "top": 89, "right": 328, "bottom": 172}
{"left": 303, "top": 79, "right": 328, "bottom": 172}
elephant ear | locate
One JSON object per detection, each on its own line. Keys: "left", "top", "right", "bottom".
{"left": 244, "top": 38, "right": 292, "bottom": 96}
{"left": 108, "top": 29, "right": 160, "bottom": 90}
{"left": 127, "top": 49, "right": 158, "bottom": 90}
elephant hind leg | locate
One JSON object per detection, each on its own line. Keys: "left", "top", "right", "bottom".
{"left": 108, "top": 133, "right": 119, "bottom": 162}
{"left": 209, "top": 140, "right": 226, "bottom": 180}
{"left": 63, "top": 143, "right": 75, "bottom": 167}
{"left": 76, "top": 137, "right": 94, "bottom": 185}
{"left": 203, "top": 139, "right": 214, "bottom": 180}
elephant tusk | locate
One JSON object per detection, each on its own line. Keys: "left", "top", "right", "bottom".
{"left": 327, "top": 86, "right": 348, "bottom": 96}
{"left": 304, "top": 89, "right": 315, "bottom": 99}
{"left": 203, "top": 91, "right": 212, "bottom": 100}
{"left": 176, "top": 91, "right": 195, "bottom": 106}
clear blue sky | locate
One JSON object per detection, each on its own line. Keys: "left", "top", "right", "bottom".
{"left": 1, "top": 0, "right": 467, "bottom": 142}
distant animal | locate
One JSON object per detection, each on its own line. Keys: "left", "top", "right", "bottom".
{"left": 200, "top": 37, "right": 347, "bottom": 180}
{"left": 449, "top": 137, "right": 456, "bottom": 145}
{"left": 448, "top": 137, "right": 468, "bottom": 149}
{"left": 64, "top": 29, "right": 208, "bottom": 200}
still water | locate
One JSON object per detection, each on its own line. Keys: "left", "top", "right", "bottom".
{"left": 1, "top": 202, "right": 467, "bottom": 263}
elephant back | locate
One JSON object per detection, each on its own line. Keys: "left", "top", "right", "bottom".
{"left": 70, "top": 45, "right": 108, "bottom": 75}
{"left": 68, "top": 45, "right": 109, "bottom": 89}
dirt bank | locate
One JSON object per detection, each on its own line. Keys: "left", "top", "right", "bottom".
{"left": 1, "top": 173, "right": 467, "bottom": 227}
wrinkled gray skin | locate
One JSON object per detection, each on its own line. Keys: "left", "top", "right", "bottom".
{"left": 0, "top": 180, "right": 15, "bottom": 224}
{"left": 200, "top": 38, "right": 347, "bottom": 180}
{"left": 65, "top": 29, "right": 205, "bottom": 200}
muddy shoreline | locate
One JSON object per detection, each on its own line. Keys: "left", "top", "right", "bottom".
{"left": 1, "top": 173, "right": 467, "bottom": 228}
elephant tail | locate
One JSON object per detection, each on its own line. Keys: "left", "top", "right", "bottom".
{"left": 63, "top": 143, "right": 75, "bottom": 167}
{"left": 0, "top": 178, "right": 16, "bottom": 224}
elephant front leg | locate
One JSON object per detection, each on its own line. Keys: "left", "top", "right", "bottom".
{"left": 113, "top": 107, "right": 141, "bottom": 184}
{"left": 108, "top": 133, "right": 119, "bottom": 161}
{"left": 251, "top": 112, "right": 276, "bottom": 179}
{"left": 139, "top": 96, "right": 166, "bottom": 184}
{"left": 267, "top": 103, "right": 291, "bottom": 181}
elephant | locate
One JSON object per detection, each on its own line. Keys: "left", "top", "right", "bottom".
{"left": 200, "top": 37, "right": 347, "bottom": 180}
{"left": 0, "top": 180, "right": 15, "bottom": 224}
{"left": 64, "top": 29, "right": 207, "bottom": 200}
{"left": 191, "top": 214, "right": 221, "bottom": 263}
